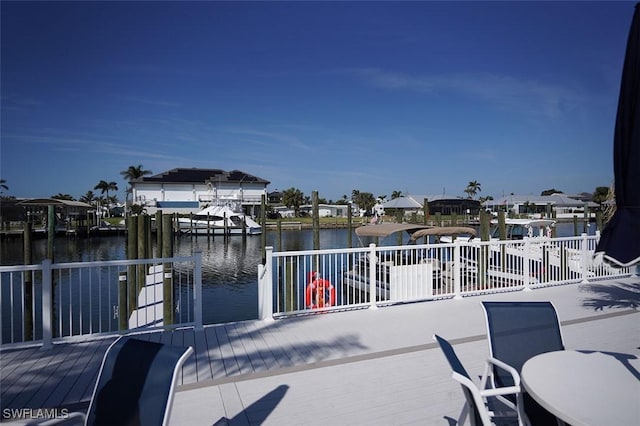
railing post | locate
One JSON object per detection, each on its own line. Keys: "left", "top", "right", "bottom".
{"left": 193, "top": 250, "right": 203, "bottom": 330}
{"left": 580, "top": 233, "right": 590, "bottom": 283}
{"left": 522, "top": 239, "right": 532, "bottom": 291}
{"left": 368, "top": 243, "right": 378, "bottom": 309}
{"left": 258, "top": 247, "right": 274, "bottom": 321}
{"left": 41, "top": 259, "right": 53, "bottom": 350}
{"left": 453, "top": 240, "right": 462, "bottom": 299}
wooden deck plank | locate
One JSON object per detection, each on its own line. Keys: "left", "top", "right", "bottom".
{"left": 58, "top": 338, "right": 115, "bottom": 407}
{"left": 224, "top": 323, "right": 256, "bottom": 376}
{"left": 214, "top": 325, "right": 241, "bottom": 377}
{"left": 240, "top": 321, "right": 282, "bottom": 371}
{"left": 203, "top": 325, "right": 226, "bottom": 380}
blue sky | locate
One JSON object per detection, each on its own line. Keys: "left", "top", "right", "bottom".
{"left": 1, "top": 1, "right": 635, "bottom": 203}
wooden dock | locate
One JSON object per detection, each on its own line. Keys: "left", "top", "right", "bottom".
{"left": 1, "top": 277, "right": 638, "bottom": 425}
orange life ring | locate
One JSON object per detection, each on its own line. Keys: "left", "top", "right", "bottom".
{"left": 305, "top": 274, "right": 336, "bottom": 309}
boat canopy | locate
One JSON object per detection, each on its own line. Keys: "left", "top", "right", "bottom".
{"left": 409, "top": 226, "right": 477, "bottom": 241}
{"left": 354, "top": 223, "right": 431, "bottom": 238}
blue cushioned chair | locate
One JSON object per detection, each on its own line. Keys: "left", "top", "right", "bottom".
{"left": 42, "top": 336, "right": 193, "bottom": 426}
{"left": 481, "top": 301, "right": 565, "bottom": 426}
{"left": 433, "top": 334, "right": 527, "bottom": 426}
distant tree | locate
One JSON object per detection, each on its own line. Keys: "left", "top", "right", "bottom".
{"left": 130, "top": 204, "right": 147, "bottom": 215}
{"left": 391, "top": 190, "right": 402, "bottom": 199}
{"left": 51, "top": 193, "right": 75, "bottom": 201}
{"left": 479, "top": 195, "right": 494, "bottom": 203}
{"left": 592, "top": 186, "right": 611, "bottom": 204}
{"left": 304, "top": 195, "right": 311, "bottom": 205}
{"left": 464, "top": 181, "right": 481, "bottom": 199}
{"left": 354, "top": 192, "right": 376, "bottom": 214}
{"left": 282, "top": 187, "right": 304, "bottom": 216}
{"left": 0, "top": 179, "right": 8, "bottom": 193}
{"left": 541, "top": 189, "right": 563, "bottom": 196}
{"left": 378, "top": 195, "right": 387, "bottom": 203}
{"left": 120, "top": 164, "right": 152, "bottom": 181}
{"left": 94, "top": 180, "right": 118, "bottom": 200}
{"left": 79, "top": 190, "right": 97, "bottom": 204}
{"left": 94, "top": 180, "right": 118, "bottom": 217}
{"left": 120, "top": 164, "right": 152, "bottom": 209}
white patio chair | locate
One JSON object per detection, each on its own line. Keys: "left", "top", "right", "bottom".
{"left": 433, "top": 334, "right": 528, "bottom": 426}
{"left": 481, "top": 301, "right": 565, "bottom": 426}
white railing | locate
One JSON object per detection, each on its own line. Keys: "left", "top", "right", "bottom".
{"left": 1, "top": 253, "right": 202, "bottom": 348}
{"left": 258, "top": 234, "right": 632, "bottom": 319}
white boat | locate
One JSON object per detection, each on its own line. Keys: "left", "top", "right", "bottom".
{"left": 489, "top": 218, "right": 555, "bottom": 240}
{"left": 177, "top": 203, "right": 262, "bottom": 235}
{"left": 342, "top": 224, "right": 478, "bottom": 300}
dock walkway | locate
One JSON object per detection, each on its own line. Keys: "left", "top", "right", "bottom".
{"left": 1, "top": 277, "right": 639, "bottom": 425}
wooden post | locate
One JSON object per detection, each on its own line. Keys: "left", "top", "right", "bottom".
{"left": 277, "top": 220, "right": 282, "bottom": 251}
{"left": 23, "top": 220, "right": 33, "bottom": 341}
{"left": 127, "top": 215, "right": 138, "bottom": 311}
{"left": 223, "top": 211, "right": 228, "bottom": 239}
{"left": 347, "top": 204, "right": 353, "bottom": 248}
{"left": 162, "top": 214, "right": 174, "bottom": 325}
{"left": 573, "top": 215, "right": 579, "bottom": 236}
{"left": 242, "top": 215, "right": 247, "bottom": 239}
{"left": 137, "top": 214, "right": 148, "bottom": 293}
{"left": 583, "top": 202, "right": 589, "bottom": 234}
{"left": 156, "top": 210, "right": 163, "bottom": 258}
{"left": 423, "top": 198, "right": 429, "bottom": 225}
{"left": 312, "top": 191, "right": 320, "bottom": 250}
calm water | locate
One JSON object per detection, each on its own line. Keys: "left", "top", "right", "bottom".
{"left": 0, "top": 223, "right": 596, "bottom": 324}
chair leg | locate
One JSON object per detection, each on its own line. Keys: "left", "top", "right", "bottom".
{"left": 457, "top": 402, "right": 469, "bottom": 425}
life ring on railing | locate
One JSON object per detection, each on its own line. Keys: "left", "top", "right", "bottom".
{"left": 305, "top": 272, "right": 336, "bottom": 309}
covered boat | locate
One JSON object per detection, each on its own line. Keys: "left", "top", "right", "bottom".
{"left": 177, "top": 203, "right": 262, "bottom": 235}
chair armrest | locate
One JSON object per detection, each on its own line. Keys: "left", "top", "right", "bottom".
{"left": 479, "top": 385, "right": 521, "bottom": 398}
{"left": 480, "top": 356, "right": 522, "bottom": 391}
{"left": 487, "top": 357, "right": 521, "bottom": 388}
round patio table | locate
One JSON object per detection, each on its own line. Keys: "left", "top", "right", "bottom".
{"left": 521, "top": 350, "right": 640, "bottom": 426}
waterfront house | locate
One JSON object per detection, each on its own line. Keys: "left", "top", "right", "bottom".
{"left": 485, "top": 194, "right": 599, "bottom": 218}
{"left": 382, "top": 195, "right": 482, "bottom": 218}
{"left": 129, "top": 168, "right": 270, "bottom": 216}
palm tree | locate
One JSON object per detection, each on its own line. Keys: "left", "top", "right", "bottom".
{"left": 464, "top": 181, "right": 482, "bottom": 199}
{"left": 94, "top": 180, "right": 118, "bottom": 217}
{"left": 120, "top": 164, "right": 152, "bottom": 181}
{"left": 0, "top": 179, "right": 8, "bottom": 193}
{"left": 121, "top": 165, "right": 152, "bottom": 213}
{"left": 282, "top": 187, "right": 304, "bottom": 216}
{"left": 79, "top": 190, "right": 97, "bottom": 204}
{"left": 391, "top": 190, "right": 403, "bottom": 199}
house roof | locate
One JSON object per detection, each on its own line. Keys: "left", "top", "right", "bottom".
{"left": 133, "top": 168, "right": 270, "bottom": 185}
{"left": 18, "top": 198, "right": 93, "bottom": 209}
{"left": 382, "top": 197, "right": 423, "bottom": 209}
